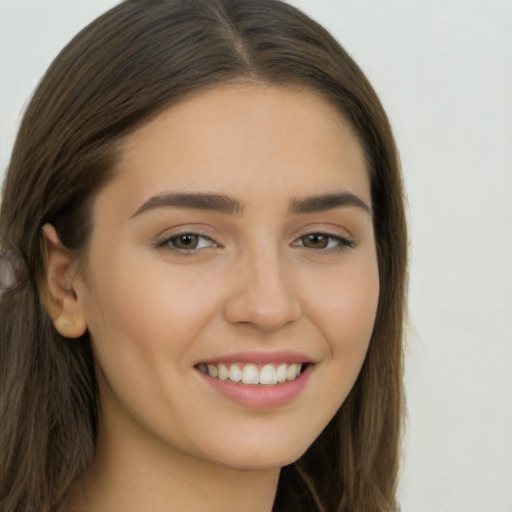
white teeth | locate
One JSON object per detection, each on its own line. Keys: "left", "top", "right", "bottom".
{"left": 218, "top": 363, "right": 229, "bottom": 381}
{"left": 199, "top": 362, "right": 304, "bottom": 385}
{"left": 259, "top": 364, "right": 278, "bottom": 385}
{"left": 286, "top": 363, "right": 301, "bottom": 381}
{"left": 242, "top": 364, "right": 259, "bottom": 385}
{"left": 276, "top": 363, "right": 287, "bottom": 383}
{"left": 228, "top": 363, "right": 242, "bottom": 382}
{"left": 207, "top": 364, "right": 218, "bottom": 378}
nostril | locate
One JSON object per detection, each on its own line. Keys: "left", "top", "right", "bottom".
{"left": 224, "top": 289, "right": 303, "bottom": 332}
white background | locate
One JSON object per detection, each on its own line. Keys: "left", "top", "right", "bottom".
{"left": 1, "top": 1, "right": 511, "bottom": 511}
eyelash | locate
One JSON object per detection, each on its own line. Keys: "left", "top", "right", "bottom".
{"left": 154, "top": 231, "right": 354, "bottom": 254}
{"left": 293, "top": 233, "right": 355, "bottom": 251}
{"left": 154, "top": 233, "right": 218, "bottom": 252}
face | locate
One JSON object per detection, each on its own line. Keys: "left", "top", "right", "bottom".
{"left": 74, "top": 84, "right": 379, "bottom": 471}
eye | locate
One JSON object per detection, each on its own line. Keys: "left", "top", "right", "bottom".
{"left": 156, "top": 233, "right": 217, "bottom": 251}
{"left": 294, "top": 233, "right": 354, "bottom": 250}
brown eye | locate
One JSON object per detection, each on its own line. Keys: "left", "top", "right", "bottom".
{"left": 301, "top": 233, "right": 330, "bottom": 249}
{"left": 295, "top": 233, "right": 354, "bottom": 251}
{"left": 157, "top": 233, "right": 217, "bottom": 251}
{"left": 172, "top": 234, "right": 200, "bottom": 249}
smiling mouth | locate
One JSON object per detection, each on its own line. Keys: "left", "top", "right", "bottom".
{"left": 196, "top": 362, "right": 304, "bottom": 385}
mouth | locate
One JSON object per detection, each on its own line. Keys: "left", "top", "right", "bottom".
{"left": 194, "top": 355, "right": 313, "bottom": 409}
{"left": 195, "top": 362, "right": 305, "bottom": 385}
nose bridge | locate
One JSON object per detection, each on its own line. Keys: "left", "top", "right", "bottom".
{"left": 224, "top": 240, "right": 302, "bottom": 332}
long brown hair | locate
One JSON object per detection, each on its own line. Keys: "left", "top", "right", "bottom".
{"left": 0, "top": 1, "right": 407, "bottom": 510}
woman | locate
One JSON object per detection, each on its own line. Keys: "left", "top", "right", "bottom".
{"left": 0, "top": 1, "right": 407, "bottom": 511}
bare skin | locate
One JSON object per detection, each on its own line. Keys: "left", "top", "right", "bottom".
{"left": 45, "top": 84, "right": 379, "bottom": 511}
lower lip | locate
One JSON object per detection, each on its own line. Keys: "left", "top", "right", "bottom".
{"left": 197, "top": 365, "right": 313, "bottom": 409}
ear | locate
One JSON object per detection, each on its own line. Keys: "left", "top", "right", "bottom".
{"left": 41, "top": 224, "right": 87, "bottom": 338}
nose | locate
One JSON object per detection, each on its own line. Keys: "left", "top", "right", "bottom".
{"left": 224, "top": 248, "right": 303, "bottom": 333}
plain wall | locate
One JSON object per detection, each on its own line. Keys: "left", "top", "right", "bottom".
{"left": 1, "top": 1, "right": 511, "bottom": 511}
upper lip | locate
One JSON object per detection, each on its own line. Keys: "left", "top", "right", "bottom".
{"left": 196, "top": 350, "right": 315, "bottom": 365}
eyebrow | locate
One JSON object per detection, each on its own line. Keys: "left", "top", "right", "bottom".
{"left": 130, "top": 191, "right": 371, "bottom": 219}
{"left": 131, "top": 192, "right": 243, "bottom": 218}
{"left": 289, "top": 193, "right": 372, "bottom": 216}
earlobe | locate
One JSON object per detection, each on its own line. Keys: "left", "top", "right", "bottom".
{"left": 41, "top": 224, "right": 87, "bottom": 338}
{"left": 53, "top": 314, "right": 87, "bottom": 339}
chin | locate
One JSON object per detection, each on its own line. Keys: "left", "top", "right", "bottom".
{"left": 202, "top": 437, "right": 312, "bottom": 472}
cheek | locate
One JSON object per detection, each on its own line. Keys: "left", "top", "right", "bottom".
{"left": 302, "top": 255, "right": 379, "bottom": 396}
{"left": 309, "top": 260, "right": 379, "bottom": 346}
{"left": 77, "top": 254, "right": 223, "bottom": 434}
{"left": 336, "top": 269, "right": 379, "bottom": 344}
{"left": 79, "top": 250, "right": 225, "bottom": 377}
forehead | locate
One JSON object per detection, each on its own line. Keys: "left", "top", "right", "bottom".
{"left": 103, "top": 84, "right": 370, "bottom": 212}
